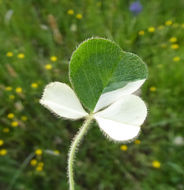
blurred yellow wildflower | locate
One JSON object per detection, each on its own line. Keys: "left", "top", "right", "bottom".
{"left": 0, "top": 149, "right": 7, "bottom": 156}
{"left": 76, "top": 14, "right": 83, "bottom": 19}
{"left": 169, "top": 37, "right": 177, "bottom": 43}
{"left": 5, "top": 86, "right": 12, "bottom": 91}
{"left": 181, "top": 23, "right": 184, "bottom": 28}
{"left": 54, "top": 150, "right": 60, "bottom": 155}
{"left": 50, "top": 56, "right": 58, "bottom": 62}
{"left": 21, "top": 116, "right": 27, "bottom": 121}
{"left": 3, "top": 128, "right": 10, "bottom": 133}
{"left": 9, "top": 95, "right": 15, "bottom": 100}
{"left": 31, "top": 83, "right": 38, "bottom": 88}
{"left": 45, "top": 64, "right": 52, "bottom": 70}
{"left": 38, "top": 162, "right": 44, "bottom": 167}
{"left": 17, "top": 53, "right": 25, "bottom": 59}
{"left": 165, "top": 20, "right": 172, "bottom": 26}
{"left": 0, "top": 140, "right": 4, "bottom": 146}
{"left": 36, "top": 166, "right": 43, "bottom": 171}
{"left": 67, "top": 9, "right": 74, "bottom": 15}
{"left": 148, "top": 27, "right": 155, "bottom": 33}
{"left": 120, "top": 145, "right": 128, "bottom": 151}
{"left": 171, "top": 44, "right": 179, "bottom": 49}
{"left": 11, "top": 121, "right": 18, "bottom": 127}
{"left": 16, "top": 87, "right": 22, "bottom": 93}
{"left": 138, "top": 30, "right": 145, "bottom": 36}
{"left": 30, "top": 159, "right": 37, "bottom": 166}
{"left": 150, "top": 86, "right": 156, "bottom": 92}
{"left": 173, "top": 56, "right": 180, "bottom": 62}
{"left": 134, "top": 139, "right": 141, "bottom": 144}
{"left": 152, "top": 160, "right": 161, "bottom": 168}
{"left": 35, "top": 149, "right": 42, "bottom": 156}
{"left": 7, "top": 113, "right": 14, "bottom": 119}
{"left": 6, "top": 52, "right": 13, "bottom": 57}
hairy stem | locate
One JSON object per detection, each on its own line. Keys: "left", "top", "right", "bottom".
{"left": 68, "top": 114, "right": 94, "bottom": 190}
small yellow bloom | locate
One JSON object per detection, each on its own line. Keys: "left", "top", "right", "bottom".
{"left": 3, "top": 128, "right": 10, "bottom": 133}
{"left": 6, "top": 52, "right": 13, "bottom": 57}
{"left": 148, "top": 27, "right": 155, "bottom": 33}
{"left": 165, "top": 20, "right": 172, "bottom": 26}
{"left": 0, "top": 140, "right": 4, "bottom": 146}
{"left": 45, "top": 64, "right": 52, "bottom": 70}
{"left": 30, "top": 159, "right": 37, "bottom": 166}
{"left": 169, "top": 37, "right": 177, "bottom": 43}
{"left": 7, "top": 113, "right": 14, "bottom": 119}
{"left": 17, "top": 53, "right": 25, "bottom": 59}
{"left": 35, "top": 149, "right": 43, "bottom": 156}
{"left": 36, "top": 166, "right": 43, "bottom": 171}
{"left": 31, "top": 83, "right": 38, "bottom": 88}
{"left": 150, "top": 86, "right": 156, "bottom": 92}
{"left": 0, "top": 149, "right": 7, "bottom": 156}
{"left": 21, "top": 116, "right": 27, "bottom": 121}
{"left": 67, "top": 9, "right": 74, "bottom": 15}
{"left": 120, "top": 145, "right": 128, "bottom": 151}
{"left": 134, "top": 139, "right": 141, "bottom": 144}
{"left": 76, "top": 13, "right": 83, "bottom": 19}
{"left": 171, "top": 44, "right": 179, "bottom": 49}
{"left": 9, "top": 95, "right": 15, "bottom": 100}
{"left": 38, "top": 162, "right": 44, "bottom": 167}
{"left": 5, "top": 86, "right": 12, "bottom": 91}
{"left": 54, "top": 150, "right": 60, "bottom": 155}
{"left": 138, "top": 30, "right": 145, "bottom": 36}
{"left": 173, "top": 56, "right": 180, "bottom": 62}
{"left": 181, "top": 23, "right": 184, "bottom": 28}
{"left": 16, "top": 87, "right": 22, "bottom": 93}
{"left": 50, "top": 56, "right": 58, "bottom": 62}
{"left": 152, "top": 160, "right": 161, "bottom": 168}
{"left": 11, "top": 121, "right": 18, "bottom": 127}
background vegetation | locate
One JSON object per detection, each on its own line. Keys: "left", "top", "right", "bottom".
{"left": 0, "top": 0, "right": 184, "bottom": 189}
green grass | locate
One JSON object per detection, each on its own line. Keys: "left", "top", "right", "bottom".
{"left": 0, "top": 0, "right": 184, "bottom": 189}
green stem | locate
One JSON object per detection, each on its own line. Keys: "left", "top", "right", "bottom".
{"left": 68, "top": 114, "right": 94, "bottom": 190}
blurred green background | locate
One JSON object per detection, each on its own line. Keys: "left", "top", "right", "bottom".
{"left": 0, "top": 0, "right": 184, "bottom": 189}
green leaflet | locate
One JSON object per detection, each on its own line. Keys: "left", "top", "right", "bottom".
{"left": 69, "top": 38, "right": 148, "bottom": 111}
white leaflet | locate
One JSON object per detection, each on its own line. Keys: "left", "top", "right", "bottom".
{"left": 94, "top": 79, "right": 145, "bottom": 112}
{"left": 94, "top": 95, "right": 147, "bottom": 141}
{"left": 40, "top": 82, "right": 88, "bottom": 119}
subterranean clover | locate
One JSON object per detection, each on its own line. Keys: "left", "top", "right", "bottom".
{"left": 40, "top": 38, "right": 148, "bottom": 190}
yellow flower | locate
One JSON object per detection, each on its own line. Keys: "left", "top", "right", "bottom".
{"left": 76, "top": 14, "right": 83, "bottom": 19}
{"left": 67, "top": 9, "right": 74, "bottom": 15}
{"left": 38, "top": 162, "right": 44, "bottom": 167}
{"left": 150, "top": 86, "right": 156, "bottom": 92}
{"left": 17, "top": 53, "right": 25, "bottom": 59}
{"left": 138, "top": 30, "right": 145, "bottom": 36}
{"left": 45, "top": 64, "right": 52, "bottom": 70}
{"left": 148, "top": 27, "right": 155, "bottom": 33}
{"left": 152, "top": 160, "right": 161, "bottom": 168}
{"left": 31, "top": 83, "right": 38, "bottom": 89}
{"left": 50, "top": 56, "right": 58, "bottom": 62}
{"left": 0, "top": 149, "right": 7, "bottom": 156}
{"left": 35, "top": 149, "right": 43, "bottom": 156}
{"left": 36, "top": 166, "right": 43, "bottom": 171}
{"left": 7, "top": 113, "right": 14, "bottom": 119}
{"left": 181, "top": 23, "right": 184, "bottom": 28}
{"left": 21, "top": 116, "right": 27, "bottom": 121}
{"left": 30, "top": 159, "right": 37, "bottom": 166}
{"left": 171, "top": 44, "right": 179, "bottom": 49}
{"left": 3, "top": 128, "right": 10, "bottom": 133}
{"left": 173, "top": 56, "right": 180, "bottom": 62}
{"left": 169, "top": 37, "right": 177, "bottom": 43}
{"left": 134, "top": 139, "right": 141, "bottom": 144}
{"left": 5, "top": 86, "right": 12, "bottom": 91}
{"left": 11, "top": 121, "right": 18, "bottom": 127}
{"left": 16, "top": 87, "right": 22, "bottom": 93}
{"left": 0, "top": 140, "right": 4, "bottom": 146}
{"left": 9, "top": 95, "right": 15, "bottom": 100}
{"left": 165, "top": 20, "right": 172, "bottom": 26}
{"left": 120, "top": 145, "right": 128, "bottom": 151}
{"left": 6, "top": 52, "right": 13, "bottom": 57}
{"left": 54, "top": 150, "right": 60, "bottom": 155}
